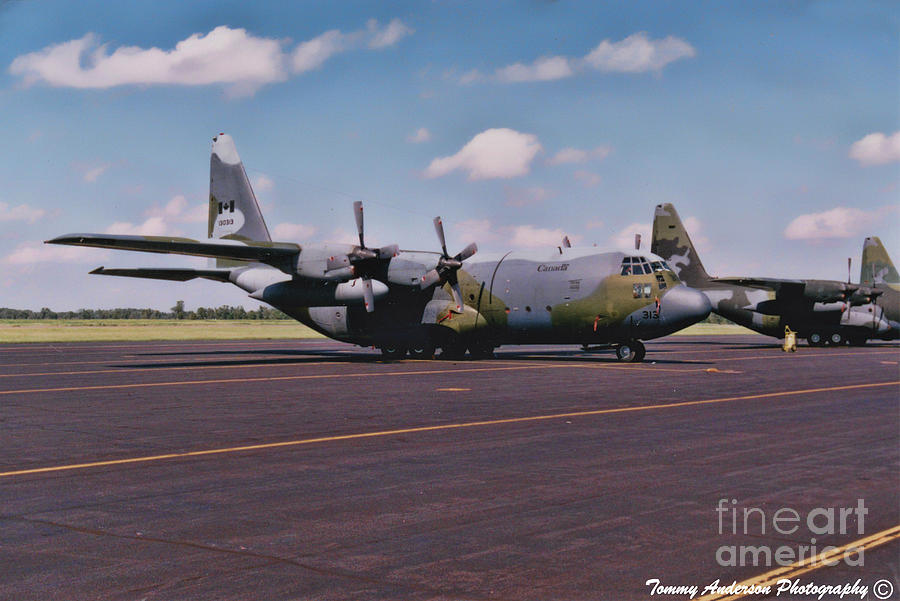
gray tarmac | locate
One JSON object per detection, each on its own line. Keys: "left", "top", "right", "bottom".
{"left": 0, "top": 335, "right": 898, "bottom": 601}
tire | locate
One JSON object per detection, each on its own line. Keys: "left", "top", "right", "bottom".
{"left": 615, "top": 343, "right": 636, "bottom": 362}
{"left": 440, "top": 334, "right": 467, "bottom": 360}
{"left": 632, "top": 340, "right": 646, "bottom": 362}
{"left": 468, "top": 340, "right": 495, "bottom": 360}
{"left": 408, "top": 343, "right": 436, "bottom": 360}
{"left": 380, "top": 346, "right": 407, "bottom": 360}
{"left": 807, "top": 332, "right": 826, "bottom": 347}
{"left": 829, "top": 332, "right": 845, "bottom": 346}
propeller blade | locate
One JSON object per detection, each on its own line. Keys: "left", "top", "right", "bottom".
{"left": 454, "top": 242, "right": 477, "bottom": 262}
{"left": 433, "top": 216, "right": 448, "bottom": 257}
{"left": 420, "top": 269, "right": 441, "bottom": 289}
{"left": 377, "top": 244, "right": 400, "bottom": 260}
{"left": 449, "top": 282, "right": 464, "bottom": 313}
{"left": 562, "top": 236, "right": 571, "bottom": 248}
{"left": 362, "top": 277, "right": 375, "bottom": 313}
{"left": 847, "top": 257, "right": 852, "bottom": 285}
{"left": 353, "top": 201, "right": 365, "bottom": 248}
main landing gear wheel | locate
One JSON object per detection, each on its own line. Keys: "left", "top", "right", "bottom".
{"left": 807, "top": 332, "right": 826, "bottom": 347}
{"left": 615, "top": 340, "right": 645, "bottom": 363}
{"left": 829, "top": 331, "right": 845, "bottom": 346}
{"left": 468, "top": 340, "right": 495, "bottom": 360}
{"left": 380, "top": 345, "right": 407, "bottom": 360}
{"left": 440, "top": 334, "right": 467, "bottom": 360}
{"left": 408, "top": 342, "right": 436, "bottom": 360}
{"left": 848, "top": 335, "right": 868, "bottom": 347}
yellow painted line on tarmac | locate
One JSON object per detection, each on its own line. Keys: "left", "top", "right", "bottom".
{"left": 0, "top": 364, "right": 573, "bottom": 396}
{"left": 0, "top": 340, "right": 312, "bottom": 354}
{"left": 1, "top": 380, "right": 895, "bottom": 478}
{"left": 0, "top": 360, "right": 341, "bottom": 379}
{"left": 0, "top": 353, "right": 303, "bottom": 369}
{"left": 695, "top": 524, "right": 900, "bottom": 601}
{"left": 436, "top": 387, "right": 471, "bottom": 391}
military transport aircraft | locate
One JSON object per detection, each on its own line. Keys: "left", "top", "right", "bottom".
{"left": 651, "top": 203, "right": 898, "bottom": 346}
{"left": 46, "top": 134, "right": 711, "bottom": 361}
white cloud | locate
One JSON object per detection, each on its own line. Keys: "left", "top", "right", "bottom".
{"left": 3, "top": 242, "right": 106, "bottom": 265}
{"left": 104, "top": 195, "right": 206, "bottom": 236}
{"left": 495, "top": 55, "right": 574, "bottom": 83}
{"left": 0, "top": 202, "right": 46, "bottom": 223}
{"left": 424, "top": 128, "right": 542, "bottom": 180}
{"left": 291, "top": 29, "right": 348, "bottom": 73}
{"left": 508, "top": 225, "right": 577, "bottom": 248}
{"left": 253, "top": 174, "right": 275, "bottom": 192}
{"left": 292, "top": 19, "right": 413, "bottom": 74}
{"left": 504, "top": 186, "right": 554, "bottom": 207}
{"left": 10, "top": 27, "right": 289, "bottom": 97}
{"left": 784, "top": 206, "right": 893, "bottom": 240}
{"left": 610, "top": 222, "right": 650, "bottom": 250}
{"left": 10, "top": 21, "right": 414, "bottom": 97}
{"left": 407, "top": 127, "right": 431, "bottom": 143}
{"left": 849, "top": 131, "right": 900, "bottom": 166}
{"left": 451, "top": 219, "right": 578, "bottom": 250}
{"left": 82, "top": 163, "right": 110, "bottom": 183}
{"left": 574, "top": 170, "right": 602, "bottom": 187}
{"left": 368, "top": 18, "right": 414, "bottom": 49}
{"left": 458, "top": 69, "right": 484, "bottom": 85}
{"left": 547, "top": 145, "right": 612, "bottom": 165}
{"left": 476, "top": 32, "right": 695, "bottom": 86}
{"left": 272, "top": 222, "right": 317, "bottom": 240}
{"left": 583, "top": 32, "right": 696, "bottom": 73}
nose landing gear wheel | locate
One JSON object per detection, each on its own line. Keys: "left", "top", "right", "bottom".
{"left": 615, "top": 340, "right": 646, "bottom": 362}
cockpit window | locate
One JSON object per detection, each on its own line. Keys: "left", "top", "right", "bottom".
{"left": 620, "top": 256, "right": 677, "bottom": 278}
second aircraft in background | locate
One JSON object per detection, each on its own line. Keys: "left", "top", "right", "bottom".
{"left": 651, "top": 203, "right": 899, "bottom": 346}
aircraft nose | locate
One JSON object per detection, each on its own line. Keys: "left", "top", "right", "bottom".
{"left": 662, "top": 284, "right": 711, "bottom": 326}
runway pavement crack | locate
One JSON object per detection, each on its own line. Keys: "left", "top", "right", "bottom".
{"left": 11, "top": 516, "right": 505, "bottom": 601}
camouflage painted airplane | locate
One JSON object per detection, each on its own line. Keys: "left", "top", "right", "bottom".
{"left": 859, "top": 235, "right": 900, "bottom": 339}
{"left": 46, "top": 134, "right": 711, "bottom": 361}
{"left": 651, "top": 203, "right": 897, "bottom": 346}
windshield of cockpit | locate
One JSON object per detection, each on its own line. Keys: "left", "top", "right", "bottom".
{"left": 619, "top": 255, "right": 679, "bottom": 281}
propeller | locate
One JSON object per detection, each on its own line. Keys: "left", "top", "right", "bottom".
{"left": 634, "top": 233, "right": 641, "bottom": 250}
{"left": 420, "top": 216, "right": 477, "bottom": 312}
{"left": 562, "top": 236, "right": 572, "bottom": 248}
{"left": 326, "top": 201, "right": 399, "bottom": 312}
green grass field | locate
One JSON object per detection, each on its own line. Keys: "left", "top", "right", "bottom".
{"left": 0, "top": 319, "right": 324, "bottom": 343}
{"left": 0, "top": 319, "right": 754, "bottom": 343}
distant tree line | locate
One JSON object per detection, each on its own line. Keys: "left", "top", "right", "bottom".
{"left": 0, "top": 302, "right": 290, "bottom": 320}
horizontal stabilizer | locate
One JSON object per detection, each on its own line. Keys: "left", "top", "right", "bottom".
{"left": 89, "top": 266, "right": 232, "bottom": 282}
{"left": 47, "top": 234, "right": 299, "bottom": 270}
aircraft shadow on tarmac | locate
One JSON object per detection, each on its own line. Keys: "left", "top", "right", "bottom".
{"left": 120, "top": 347, "right": 710, "bottom": 368}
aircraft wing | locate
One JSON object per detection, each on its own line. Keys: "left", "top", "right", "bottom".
{"left": 89, "top": 266, "right": 233, "bottom": 282}
{"left": 46, "top": 234, "right": 299, "bottom": 270}
{"left": 710, "top": 277, "right": 805, "bottom": 293}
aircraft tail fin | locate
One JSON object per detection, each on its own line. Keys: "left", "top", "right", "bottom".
{"left": 208, "top": 133, "right": 271, "bottom": 267}
{"left": 651, "top": 203, "right": 710, "bottom": 286}
{"left": 861, "top": 236, "right": 899, "bottom": 286}
{"left": 208, "top": 133, "right": 271, "bottom": 242}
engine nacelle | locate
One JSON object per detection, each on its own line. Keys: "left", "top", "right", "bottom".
{"left": 249, "top": 278, "right": 388, "bottom": 308}
{"left": 803, "top": 280, "right": 851, "bottom": 303}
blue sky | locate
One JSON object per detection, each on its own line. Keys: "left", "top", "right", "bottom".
{"left": 1, "top": 0, "right": 897, "bottom": 311}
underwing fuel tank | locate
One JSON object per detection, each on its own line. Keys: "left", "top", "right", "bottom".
{"left": 249, "top": 278, "right": 388, "bottom": 308}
